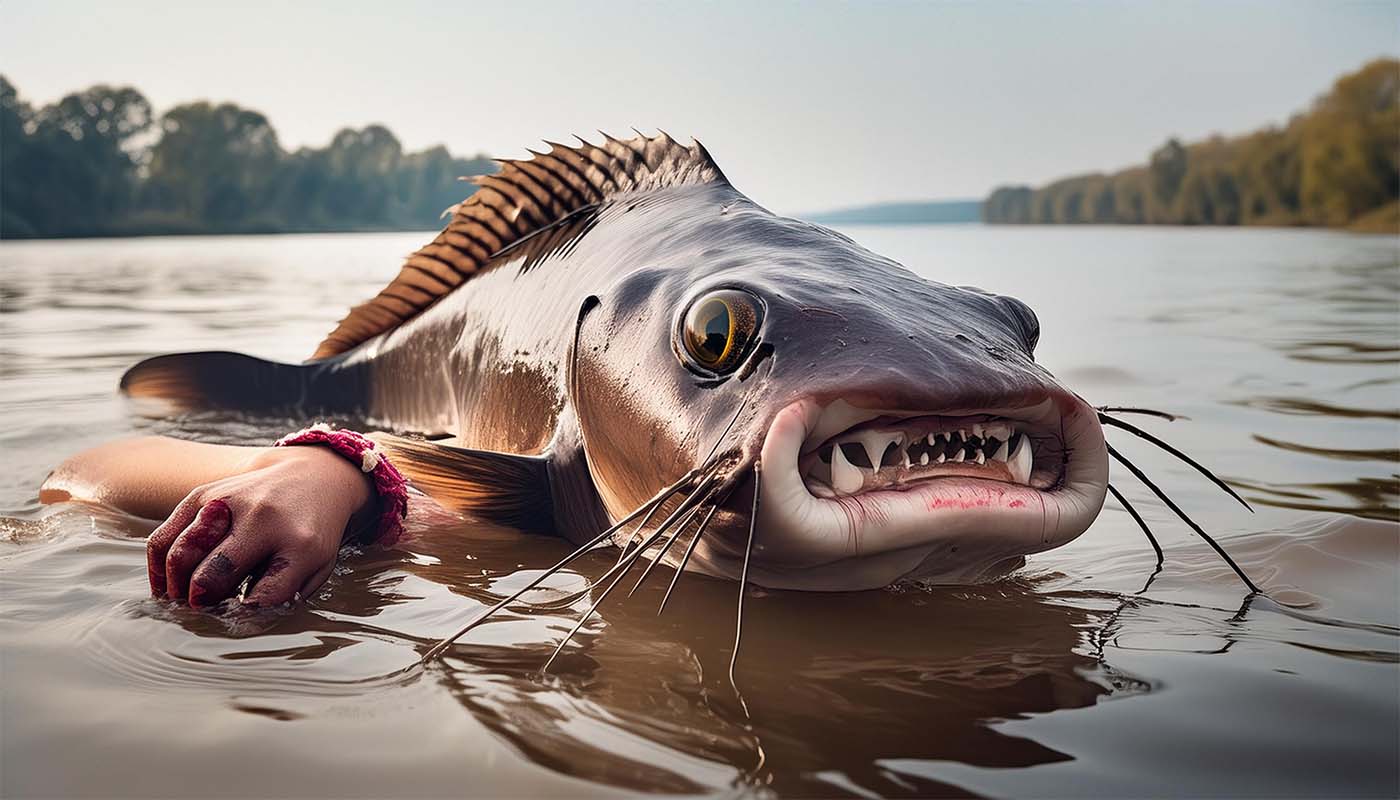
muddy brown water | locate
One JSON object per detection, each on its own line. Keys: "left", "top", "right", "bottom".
{"left": 2, "top": 226, "right": 1396, "bottom": 797}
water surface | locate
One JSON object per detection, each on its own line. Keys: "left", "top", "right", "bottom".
{"left": 2, "top": 226, "right": 1396, "bottom": 797}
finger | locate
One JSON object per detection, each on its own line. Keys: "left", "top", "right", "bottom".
{"left": 146, "top": 494, "right": 204, "bottom": 597}
{"left": 163, "top": 500, "right": 233, "bottom": 600}
{"left": 299, "top": 560, "right": 337, "bottom": 600}
{"left": 186, "top": 523, "right": 277, "bottom": 608}
{"left": 243, "top": 552, "right": 324, "bottom": 608}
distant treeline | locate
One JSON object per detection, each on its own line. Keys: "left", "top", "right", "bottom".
{"left": 1, "top": 76, "right": 495, "bottom": 239}
{"left": 984, "top": 59, "right": 1399, "bottom": 232}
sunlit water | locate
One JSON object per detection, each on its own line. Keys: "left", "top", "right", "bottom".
{"left": 2, "top": 226, "right": 1396, "bottom": 797}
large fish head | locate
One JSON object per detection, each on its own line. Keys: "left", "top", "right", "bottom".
{"left": 571, "top": 183, "right": 1108, "bottom": 590}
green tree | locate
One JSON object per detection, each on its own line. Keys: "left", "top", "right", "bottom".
{"left": 1297, "top": 58, "right": 1400, "bottom": 225}
{"left": 142, "top": 102, "right": 282, "bottom": 229}
{"left": 1, "top": 76, "right": 37, "bottom": 236}
{"left": 983, "top": 58, "right": 1399, "bottom": 230}
{"left": 1, "top": 78, "right": 152, "bottom": 236}
{"left": 1110, "top": 168, "right": 1148, "bottom": 224}
{"left": 1147, "top": 138, "right": 1188, "bottom": 222}
{"left": 1235, "top": 127, "right": 1301, "bottom": 225}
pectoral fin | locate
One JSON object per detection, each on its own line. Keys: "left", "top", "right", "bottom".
{"left": 371, "top": 434, "right": 553, "bottom": 534}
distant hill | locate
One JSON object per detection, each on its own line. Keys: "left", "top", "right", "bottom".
{"left": 803, "top": 199, "right": 982, "bottom": 225}
{"left": 983, "top": 58, "right": 1399, "bottom": 232}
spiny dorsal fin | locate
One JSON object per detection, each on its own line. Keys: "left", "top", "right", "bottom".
{"left": 310, "top": 132, "right": 726, "bottom": 359}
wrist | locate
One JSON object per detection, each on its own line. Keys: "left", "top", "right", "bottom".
{"left": 271, "top": 425, "right": 409, "bottom": 545}
{"left": 248, "top": 446, "right": 374, "bottom": 523}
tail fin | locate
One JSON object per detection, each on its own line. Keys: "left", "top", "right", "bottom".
{"left": 120, "top": 351, "right": 369, "bottom": 417}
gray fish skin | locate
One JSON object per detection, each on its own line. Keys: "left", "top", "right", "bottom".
{"left": 122, "top": 138, "right": 1109, "bottom": 591}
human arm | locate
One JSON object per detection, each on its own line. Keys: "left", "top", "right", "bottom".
{"left": 42, "top": 436, "right": 374, "bottom": 607}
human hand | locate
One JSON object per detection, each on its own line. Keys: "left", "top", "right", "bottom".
{"left": 145, "top": 445, "right": 373, "bottom": 608}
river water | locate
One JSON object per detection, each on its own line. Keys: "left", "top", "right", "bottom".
{"left": 2, "top": 226, "right": 1396, "bottom": 797}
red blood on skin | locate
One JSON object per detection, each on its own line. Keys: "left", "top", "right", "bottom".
{"left": 923, "top": 485, "right": 1029, "bottom": 512}
{"left": 161, "top": 499, "right": 232, "bottom": 601}
{"left": 926, "top": 497, "right": 994, "bottom": 511}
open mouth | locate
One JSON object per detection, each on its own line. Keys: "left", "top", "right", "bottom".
{"left": 745, "top": 394, "right": 1108, "bottom": 590}
{"left": 799, "top": 414, "right": 1054, "bottom": 498}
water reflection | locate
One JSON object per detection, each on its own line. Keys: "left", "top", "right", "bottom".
{"left": 424, "top": 578, "right": 1141, "bottom": 796}
{"left": 1233, "top": 475, "right": 1400, "bottom": 521}
{"left": 370, "top": 524, "right": 1184, "bottom": 796}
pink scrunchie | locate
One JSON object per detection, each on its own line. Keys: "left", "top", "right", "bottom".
{"left": 274, "top": 424, "right": 408, "bottom": 546}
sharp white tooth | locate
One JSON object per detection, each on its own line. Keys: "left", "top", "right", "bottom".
{"left": 859, "top": 431, "right": 895, "bottom": 470}
{"left": 1009, "top": 437, "right": 1033, "bottom": 484}
{"left": 919, "top": 452, "right": 929, "bottom": 466}
{"left": 935, "top": 452, "right": 946, "bottom": 464}
{"left": 953, "top": 449, "right": 965, "bottom": 463}
{"left": 972, "top": 423, "right": 984, "bottom": 439}
{"left": 958, "top": 429, "right": 968, "bottom": 441}
{"left": 831, "top": 442, "right": 864, "bottom": 494}
{"left": 993, "top": 439, "right": 1010, "bottom": 462}
{"left": 975, "top": 450, "right": 986, "bottom": 465}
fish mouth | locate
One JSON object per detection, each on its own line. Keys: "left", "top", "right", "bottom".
{"left": 798, "top": 409, "right": 1054, "bottom": 497}
{"left": 750, "top": 393, "right": 1108, "bottom": 590}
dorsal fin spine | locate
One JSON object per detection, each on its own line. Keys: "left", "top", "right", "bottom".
{"left": 554, "top": 140, "right": 610, "bottom": 188}
{"left": 421, "top": 243, "right": 475, "bottom": 276}
{"left": 400, "top": 263, "right": 454, "bottom": 294}
{"left": 478, "top": 182, "right": 545, "bottom": 230}
{"left": 503, "top": 171, "right": 558, "bottom": 223}
{"left": 601, "top": 133, "right": 644, "bottom": 182}
{"left": 356, "top": 303, "right": 401, "bottom": 328}
{"left": 441, "top": 230, "right": 491, "bottom": 262}
{"left": 466, "top": 202, "right": 519, "bottom": 242}
{"left": 406, "top": 252, "right": 466, "bottom": 283}
{"left": 577, "top": 142, "right": 623, "bottom": 194}
{"left": 579, "top": 144, "right": 624, "bottom": 196}
{"left": 310, "top": 133, "right": 725, "bottom": 360}
{"left": 545, "top": 144, "right": 605, "bottom": 202}
{"left": 373, "top": 295, "right": 416, "bottom": 317}
{"left": 380, "top": 287, "right": 429, "bottom": 308}
{"left": 522, "top": 155, "right": 589, "bottom": 208}
{"left": 498, "top": 163, "right": 566, "bottom": 218}
{"left": 526, "top": 154, "right": 590, "bottom": 208}
{"left": 449, "top": 218, "right": 505, "bottom": 251}
{"left": 513, "top": 157, "right": 584, "bottom": 209}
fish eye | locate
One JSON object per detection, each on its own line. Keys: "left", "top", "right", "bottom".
{"left": 678, "top": 289, "right": 763, "bottom": 375}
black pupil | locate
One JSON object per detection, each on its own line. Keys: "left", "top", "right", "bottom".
{"left": 695, "top": 300, "right": 730, "bottom": 363}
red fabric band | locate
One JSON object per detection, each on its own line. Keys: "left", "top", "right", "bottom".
{"left": 274, "top": 424, "right": 408, "bottom": 546}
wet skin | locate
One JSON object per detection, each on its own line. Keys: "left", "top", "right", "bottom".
{"left": 326, "top": 179, "right": 1106, "bottom": 588}
{"left": 122, "top": 137, "right": 1108, "bottom": 591}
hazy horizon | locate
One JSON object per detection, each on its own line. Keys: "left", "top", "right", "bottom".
{"left": 3, "top": 1, "right": 1396, "bottom": 214}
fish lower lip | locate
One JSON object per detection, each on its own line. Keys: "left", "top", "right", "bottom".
{"left": 806, "top": 465, "right": 1019, "bottom": 498}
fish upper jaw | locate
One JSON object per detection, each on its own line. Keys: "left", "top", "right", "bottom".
{"left": 747, "top": 391, "right": 1108, "bottom": 590}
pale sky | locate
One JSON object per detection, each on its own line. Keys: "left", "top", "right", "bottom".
{"left": 3, "top": 1, "right": 1396, "bottom": 214}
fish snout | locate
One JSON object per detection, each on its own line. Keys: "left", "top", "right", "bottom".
{"left": 719, "top": 385, "right": 1108, "bottom": 590}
